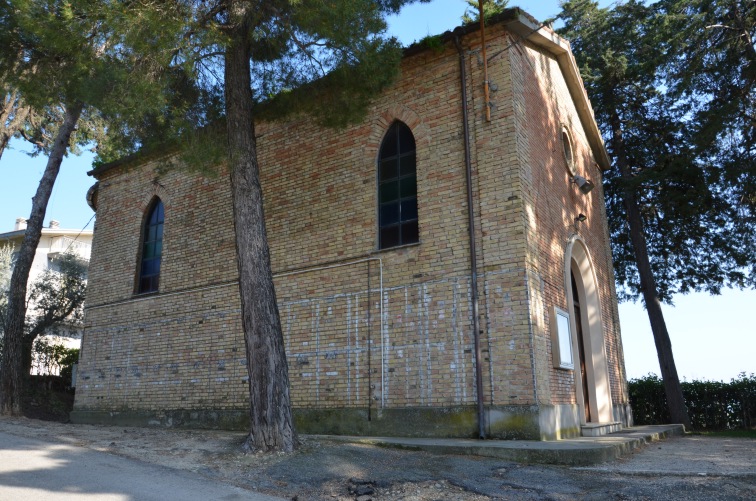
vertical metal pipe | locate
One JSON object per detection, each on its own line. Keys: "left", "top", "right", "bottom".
{"left": 455, "top": 35, "right": 486, "bottom": 440}
{"left": 479, "top": 1, "right": 491, "bottom": 122}
{"left": 367, "top": 260, "right": 372, "bottom": 421}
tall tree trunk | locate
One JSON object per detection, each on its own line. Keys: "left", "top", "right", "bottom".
{"left": 224, "top": 2, "right": 296, "bottom": 453}
{"left": 0, "top": 101, "right": 83, "bottom": 416}
{"left": 609, "top": 111, "right": 692, "bottom": 429}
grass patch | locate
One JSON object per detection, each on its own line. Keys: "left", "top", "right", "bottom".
{"left": 374, "top": 442, "right": 423, "bottom": 452}
{"left": 692, "top": 429, "right": 756, "bottom": 439}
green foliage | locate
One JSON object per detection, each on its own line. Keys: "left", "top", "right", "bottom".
{"left": 224, "top": 0, "right": 414, "bottom": 126}
{"left": 0, "top": 248, "right": 86, "bottom": 373}
{"left": 256, "top": 38, "right": 404, "bottom": 129}
{"left": 418, "top": 35, "right": 445, "bottom": 52}
{"left": 558, "top": 0, "right": 755, "bottom": 303}
{"left": 461, "top": 0, "right": 510, "bottom": 24}
{"left": 32, "top": 340, "right": 78, "bottom": 381}
{"left": 629, "top": 373, "right": 756, "bottom": 430}
{"left": 0, "top": 243, "right": 11, "bottom": 292}
{"left": 661, "top": 0, "right": 756, "bottom": 277}
{"left": 0, "top": 0, "right": 214, "bottom": 164}
{"left": 25, "top": 251, "right": 87, "bottom": 339}
{"left": 628, "top": 374, "right": 669, "bottom": 425}
{"left": 0, "top": 243, "right": 13, "bottom": 338}
{"left": 88, "top": 0, "right": 428, "bottom": 171}
{"left": 57, "top": 346, "right": 79, "bottom": 385}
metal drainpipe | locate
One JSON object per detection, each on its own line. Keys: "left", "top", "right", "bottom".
{"left": 367, "top": 260, "right": 372, "bottom": 421}
{"left": 455, "top": 35, "right": 486, "bottom": 440}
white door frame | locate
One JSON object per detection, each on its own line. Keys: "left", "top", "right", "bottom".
{"left": 564, "top": 236, "right": 613, "bottom": 423}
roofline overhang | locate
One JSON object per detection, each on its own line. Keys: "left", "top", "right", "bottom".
{"left": 503, "top": 13, "right": 611, "bottom": 171}
{"left": 90, "top": 8, "right": 610, "bottom": 177}
{"left": 0, "top": 228, "right": 94, "bottom": 242}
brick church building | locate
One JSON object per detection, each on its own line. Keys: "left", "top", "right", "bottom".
{"left": 72, "top": 10, "right": 632, "bottom": 440}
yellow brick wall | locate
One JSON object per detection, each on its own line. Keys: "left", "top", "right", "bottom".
{"left": 75, "top": 22, "right": 628, "bottom": 431}
{"left": 514, "top": 40, "right": 628, "bottom": 409}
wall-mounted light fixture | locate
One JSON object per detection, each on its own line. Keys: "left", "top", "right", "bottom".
{"left": 574, "top": 213, "right": 587, "bottom": 231}
{"left": 572, "top": 175, "right": 595, "bottom": 194}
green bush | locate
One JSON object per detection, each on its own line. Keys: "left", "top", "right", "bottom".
{"left": 58, "top": 348, "right": 79, "bottom": 387}
{"left": 33, "top": 339, "right": 79, "bottom": 386}
{"left": 629, "top": 373, "right": 755, "bottom": 430}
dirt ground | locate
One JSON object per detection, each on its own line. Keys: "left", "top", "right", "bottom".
{"left": 0, "top": 416, "right": 753, "bottom": 500}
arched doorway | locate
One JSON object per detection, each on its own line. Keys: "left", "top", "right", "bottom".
{"left": 571, "top": 270, "right": 591, "bottom": 422}
{"left": 564, "top": 237, "right": 613, "bottom": 424}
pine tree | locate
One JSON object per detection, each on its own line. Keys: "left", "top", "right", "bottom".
{"left": 558, "top": 0, "right": 693, "bottom": 427}
{"left": 559, "top": 0, "right": 755, "bottom": 428}
{"left": 0, "top": 0, "right": 187, "bottom": 415}
{"left": 461, "top": 0, "right": 510, "bottom": 24}
{"left": 662, "top": 0, "right": 755, "bottom": 277}
{"left": 95, "top": 0, "right": 426, "bottom": 453}
{"left": 0, "top": 89, "right": 29, "bottom": 162}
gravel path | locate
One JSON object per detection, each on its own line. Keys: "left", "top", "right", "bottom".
{"left": 0, "top": 417, "right": 753, "bottom": 500}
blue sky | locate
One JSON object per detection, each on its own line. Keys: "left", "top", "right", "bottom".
{"left": 1, "top": 1, "right": 752, "bottom": 381}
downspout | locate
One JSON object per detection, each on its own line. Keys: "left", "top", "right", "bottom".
{"left": 455, "top": 35, "right": 486, "bottom": 440}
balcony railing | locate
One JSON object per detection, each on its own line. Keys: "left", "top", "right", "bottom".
{"left": 49, "top": 236, "right": 91, "bottom": 260}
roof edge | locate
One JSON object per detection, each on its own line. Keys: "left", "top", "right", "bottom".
{"left": 92, "top": 7, "right": 610, "bottom": 175}
{"left": 0, "top": 228, "right": 94, "bottom": 240}
{"left": 505, "top": 13, "right": 611, "bottom": 170}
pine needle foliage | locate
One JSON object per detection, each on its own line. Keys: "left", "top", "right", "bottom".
{"left": 559, "top": 0, "right": 755, "bottom": 304}
{"left": 558, "top": 0, "right": 755, "bottom": 428}
{"left": 461, "top": 0, "right": 510, "bottom": 24}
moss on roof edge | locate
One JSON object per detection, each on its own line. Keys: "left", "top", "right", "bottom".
{"left": 90, "top": 7, "right": 561, "bottom": 178}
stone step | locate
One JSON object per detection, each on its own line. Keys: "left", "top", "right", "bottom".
{"left": 581, "top": 422, "right": 623, "bottom": 437}
{"left": 319, "top": 425, "right": 687, "bottom": 466}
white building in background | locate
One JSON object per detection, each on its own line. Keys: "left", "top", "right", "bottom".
{"left": 0, "top": 217, "right": 93, "bottom": 375}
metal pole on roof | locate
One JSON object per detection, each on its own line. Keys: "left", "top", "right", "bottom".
{"left": 479, "top": 0, "right": 491, "bottom": 122}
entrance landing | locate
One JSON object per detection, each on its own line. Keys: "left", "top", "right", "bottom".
{"left": 314, "top": 425, "right": 685, "bottom": 466}
{"left": 581, "top": 421, "right": 623, "bottom": 437}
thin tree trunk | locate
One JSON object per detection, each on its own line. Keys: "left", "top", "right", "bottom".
{"left": 609, "top": 111, "right": 692, "bottom": 429}
{"left": 0, "top": 101, "right": 83, "bottom": 416}
{"left": 21, "top": 335, "right": 34, "bottom": 376}
{"left": 224, "top": 2, "right": 296, "bottom": 453}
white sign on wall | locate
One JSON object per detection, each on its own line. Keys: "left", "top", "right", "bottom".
{"left": 550, "top": 306, "right": 574, "bottom": 370}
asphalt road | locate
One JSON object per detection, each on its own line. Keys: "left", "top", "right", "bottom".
{"left": 0, "top": 431, "right": 282, "bottom": 501}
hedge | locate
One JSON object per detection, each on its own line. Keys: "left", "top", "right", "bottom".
{"left": 629, "top": 373, "right": 755, "bottom": 430}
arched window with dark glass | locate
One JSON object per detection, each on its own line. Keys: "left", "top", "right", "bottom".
{"left": 378, "top": 121, "right": 418, "bottom": 249}
{"left": 137, "top": 198, "right": 164, "bottom": 294}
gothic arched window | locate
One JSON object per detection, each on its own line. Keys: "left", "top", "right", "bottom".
{"left": 137, "top": 198, "right": 164, "bottom": 294}
{"left": 378, "top": 121, "right": 418, "bottom": 249}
